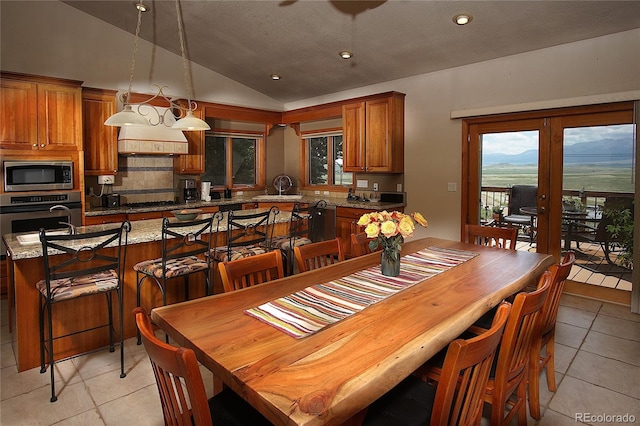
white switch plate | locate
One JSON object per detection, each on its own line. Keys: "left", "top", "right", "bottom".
{"left": 447, "top": 182, "right": 457, "bottom": 192}
{"left": 314, "top": 190, "right": 320, "bottom": 195}
{"left": 396, "top": 183, "right": 402, "bottom": 192}
{"left": 237, "top": 191, "right": 243, "bottom": 196}
{"left": 357, "top": 179, "right": 368, "bottom": 188}
{"left": 323, "top": 191, "right": 330, "bottom": 195}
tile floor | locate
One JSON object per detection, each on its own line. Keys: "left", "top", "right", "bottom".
{"left": 1, "top": 295, "right": 639, "bottom": 425}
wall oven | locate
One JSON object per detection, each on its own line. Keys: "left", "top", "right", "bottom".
{"left": 3, "top": 160, "right": 73, "bottom": 192}
{"left": 0, "top": 191, "right": 82, "bottom": 256}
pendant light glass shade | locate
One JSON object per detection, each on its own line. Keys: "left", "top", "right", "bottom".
{"left": 171, "top": 110, "right": 210, "bottom": 130}
{"left": 104, "top": 104, "right": 150, "bottom": 126}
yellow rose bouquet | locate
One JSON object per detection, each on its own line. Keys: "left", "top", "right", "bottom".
{"left": 357, "top": 211, "right": 428, "bottom": 262}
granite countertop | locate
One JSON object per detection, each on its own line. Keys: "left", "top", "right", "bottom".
{"left": 3, "top": 208, "right": 292, "bottom": 261}
{"left": 85, "top": 196, "right": 405, "bottom": 216}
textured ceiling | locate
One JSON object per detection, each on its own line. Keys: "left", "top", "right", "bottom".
{"left": 63, "top": 0, "right": 640, "bottom": 103}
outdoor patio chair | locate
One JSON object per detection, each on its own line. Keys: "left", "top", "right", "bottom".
{"left": 503, "top": 185, "right": 538, "bottom": 241}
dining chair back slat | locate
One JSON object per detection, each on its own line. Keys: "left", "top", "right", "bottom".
{"left": 219, "top": 250, "right": 285, "bottom": 292}
{"left": 464, "top": 224, "right": 518, "bottom": 250}
{"left": 351, "top": 232, "right": 380, "bottom": 257}
{"left": 294, "top": 237, "right": 344, "bottom": 273}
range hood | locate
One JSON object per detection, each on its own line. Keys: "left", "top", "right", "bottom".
{"left": 117, "top": 105, "right": 189, "bottom": 155}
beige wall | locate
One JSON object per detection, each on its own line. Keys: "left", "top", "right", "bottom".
{"left": 2, "top": 1, "right": 638, "bottom": 240}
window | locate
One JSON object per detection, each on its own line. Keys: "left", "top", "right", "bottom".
{"left": 201, "top": 132, "right": 265, "bottom": 189}
{"left": 303, "top": 131, "right": 353, "bottom": 188}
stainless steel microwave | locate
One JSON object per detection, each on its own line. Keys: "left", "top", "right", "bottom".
{"left": 3, "top": 161, "right": 73, "bottom": 192}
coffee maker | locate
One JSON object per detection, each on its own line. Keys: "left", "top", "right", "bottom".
{"left": 179, "top": 179, "right": 198, "bottom": 204}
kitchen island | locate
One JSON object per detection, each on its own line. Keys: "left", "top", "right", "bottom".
{"left": 3, "top": 209, "right": 294, "bottom": 372}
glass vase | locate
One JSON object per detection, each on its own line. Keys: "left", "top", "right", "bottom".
{"left": 381, "top": 250, "right": 400, "bottom": 277}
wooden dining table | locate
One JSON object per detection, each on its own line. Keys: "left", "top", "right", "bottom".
{"left": 151, "top": 237, "right": 554, "bottom": 426}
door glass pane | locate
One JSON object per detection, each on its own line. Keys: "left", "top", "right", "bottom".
{"left": 203, "top": 136, "right": 226, "bottom": 186}
{"left": 332, "top": 135, "right": 353, "bottom": 185}
{"left": 480, "top": 131, "right": 539, "bottom": 223}
{"left": 562, "top": 124, "right": 634, "bottom": 271}
{"left": 232, "top": 138, "right": 256, "bottom": 185}
{"left": 308, "top": 137, "right": 328, "bottom": 185}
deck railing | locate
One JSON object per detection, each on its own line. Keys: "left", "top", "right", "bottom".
{"left": 480, "top": 187, "right": 633, "bottom": 223}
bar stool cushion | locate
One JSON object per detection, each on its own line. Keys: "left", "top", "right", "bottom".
{"left": 270, "top": 235, "right": 312, "bottom": 251}
{"left": 209, "top": 245, "right": 267, "bottom": 262}
{"left": 134, "top": 256, "right": 208, "bottom": 279}
{"left": 36, "top": 269, "right": 119, "bottom": 302}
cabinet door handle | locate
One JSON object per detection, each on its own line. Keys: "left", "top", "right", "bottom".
{"left": 40, "top": 144, "right": 46, "bottom": 147}
{"left": 32, "top": 143, "right": 38, "bottom": 147}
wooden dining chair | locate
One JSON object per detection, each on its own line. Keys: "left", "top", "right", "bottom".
{"left": 219, "top": 250, "right": 285, "bottom": 293}
{"left": 423, "top": 271, "right": 552, "bottom": 426}
{"left": 133, "top": 307, "right": 270, "bottom": 426}
{"left": 351, "top": 232, "right": 380, "bottom": 257}
{"left": 363, "top": 302, "right": 511, "bottom": 426}
{"left": 294, "top": 237, "right": 344, "bottom": 273}
{"left": 528, "top": 251, "right": 575, "bottom": 419}
{"left": 464, "top": 223, "right": 518, "bottom": 250}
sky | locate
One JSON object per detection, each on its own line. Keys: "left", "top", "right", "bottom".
{"left": 482, "top": 124, "right": 634, "bottom": 155}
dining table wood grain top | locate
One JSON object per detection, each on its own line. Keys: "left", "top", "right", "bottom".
{"left": 151, "top": 237, "right": 554, "bottom": 425}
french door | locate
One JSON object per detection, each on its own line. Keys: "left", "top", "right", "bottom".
{"left": 463, "top": 102, "right": 635, "bottom": 274}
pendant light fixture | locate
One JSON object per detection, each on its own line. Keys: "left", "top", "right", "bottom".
{"left": 105, "top": 0, "right": 210, "bottom": 131}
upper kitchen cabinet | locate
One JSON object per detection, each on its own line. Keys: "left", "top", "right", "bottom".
{"left": 342, "top": 92, "right": 405, "bottom": 173}
{"left": 174, "top": 105, "right": 205, "bottom": 175}
{"left": 0, "top": 72, "right": 82, "bottom": 151}
{"left": 83, "top": 88, "right": 118, "bottom": 175}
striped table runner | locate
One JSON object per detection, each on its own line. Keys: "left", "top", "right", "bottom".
{"left": 245, "top": 246, "right": 478, "bottom": 338}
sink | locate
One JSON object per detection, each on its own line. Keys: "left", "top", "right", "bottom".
{"left": 253, "top": 194, "right": 303, "bottom": 201}
{"left": 16, "top": 230, "right": 68, "bottom": 245}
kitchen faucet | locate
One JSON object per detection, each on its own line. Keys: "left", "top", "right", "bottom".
{"left": 50, "top": 205, "right": 76, "bottom": 234}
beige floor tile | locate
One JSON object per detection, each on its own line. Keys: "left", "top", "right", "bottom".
{"left": 1, "top": 324, "right": 11, "bottom": 345}
{"left": 0, "top": 380, "right": 96, "bottom": 425}
{"left": 591, "top": 314, "right": 640, "bottom": 342}
{"left": 74, "top": 338, "right": 149, "bottom": 380}
{"left": 97, "top": 384, "right": 164, "bottom": 426}
{"left": 556, "top": 305, "right": 596, "bottom": 329}
{"left": 559, "top": 294, "right": 602, "bottom": 313}
{"left": 1, "top": 342, "right": 15, "bottom": 369}
{"left": 567, "top": 350, "right": 640, "bottom": 399}
{"left": 1, "top": 358, "right": 80, "bottom": 401}
{"left": 549, "top": 376, "right": 640, "bottom": 424}
{"left": 552, "top": 342, "right": 578, "bottom": 375}
{"left": 84, "top": 355, "right": 156, "bottom": 406}
{"left": 581, "top": 331, "right": 640, "bottom": 367}
{"left": 535, "top": 409, "right": 587, "bottom": 425}
{"left": 554, "top": 322, "right": 588, "bottom": 349}
{"left": 55, "top": 409, "right": 106, "bottom": 426}
{"left": 599, "top": 303, "right": 640, "bottom": 323}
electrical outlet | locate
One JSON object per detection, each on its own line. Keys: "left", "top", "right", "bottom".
{"left": 98, "top": 175, "right": 114, "bottom": 185}
{"left": 314, "top": 190, "right": 320, "bottom": 195}
{"left": 373, "top": 183, "right": 379, "bottom": 191}
{"left": 237, "top": 191, "right": 244, "bottom": 196}
{"left": 323, "top": 191, "right": 330, "bottom": 195}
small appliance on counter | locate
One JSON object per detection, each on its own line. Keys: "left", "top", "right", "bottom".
{"left": 101, "top": 194, "right": 121, "bottom": 208}
{"left": 200, "top": 181, "right": 211, "bottom": 201}
{"left": 179, "top": 179, "right": 198, "bottom": 204}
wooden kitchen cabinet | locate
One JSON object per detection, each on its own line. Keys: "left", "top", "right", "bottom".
{"left": 0, "top": 73, "right": 83, "bottom": 151}
{"left": 342, "top": 92, "right": 405, "bottom": 173}
{"left": 336, "top": 207, "right": 368, "bottom": 258}
{"left": 84, "top": 213, "right": 127, "bottom": 226}
{"left": 174, "top": 106, "right": 205, "bottom": 174}
{"left": 83, "top": 88, "right": 118, "bottom": 175}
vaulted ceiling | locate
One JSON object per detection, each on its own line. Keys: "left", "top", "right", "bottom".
{"left": 63, "top": 0, "right": 640, "bottom": 103}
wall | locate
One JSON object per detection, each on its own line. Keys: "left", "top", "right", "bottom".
{"left": 283, "top": 29, "right": 640, "bottom": 240}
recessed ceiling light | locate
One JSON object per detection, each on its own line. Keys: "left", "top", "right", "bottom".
{"left": 135, "top": 3, "right": 149, "bottom": 12}
{"left": 453, "top": 14, "right": 472, "bottom": 25}
{"left": 270, "top": 74, "right": 281, "bottom": 80}
{"left": 339, "top": 51, "right": 353, "bottom": 59}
